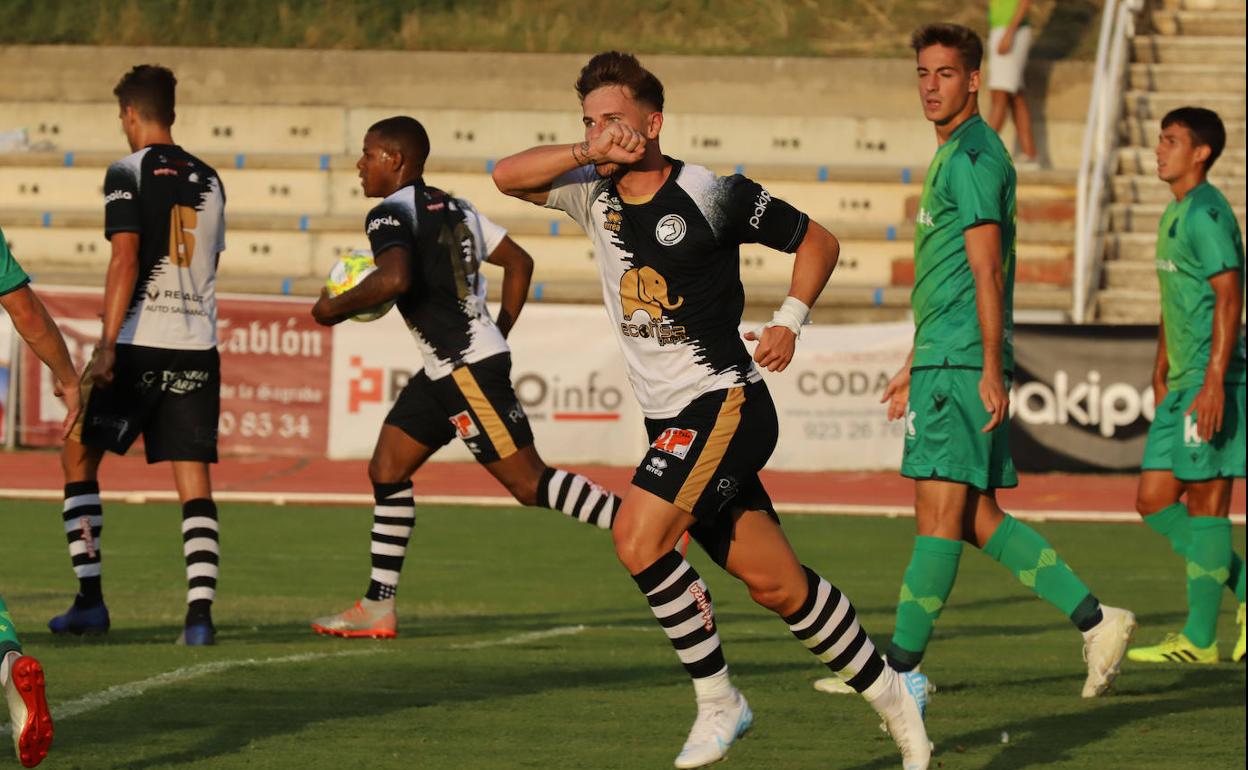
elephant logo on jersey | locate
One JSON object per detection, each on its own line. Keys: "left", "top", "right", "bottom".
{"left": 619, "top": 266, "right": 684, "bottom": 321}
{"left": 655, "top": 214, "right": 686, "bottom": 245}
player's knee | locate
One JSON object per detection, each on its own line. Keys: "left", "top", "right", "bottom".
{"left": 367, "top": 456, "right": 405, "bottom": 485}
{"left": 1135, "top": 493, "right": 1166, "bottom": 518}
{"left": 613, "top": 528, "right": 659, "bottom": 574}
{"left": 506, "top": 475, "right": 540, "bottom": 507}
{"left": 747, "top": 581, "right": 800, "bottom": 616}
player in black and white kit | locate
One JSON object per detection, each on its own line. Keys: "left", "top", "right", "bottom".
{"left": 308, "top": 117, "right": 627, "bottom": 640}
{"left": 495, "top": 53, "right": 931, "bottom": 769}
{"left": 51, "top": 66, "right": 226, "bottom": 646}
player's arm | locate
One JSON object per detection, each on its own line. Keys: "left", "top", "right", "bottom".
{"left": 0, "top": 285, "right": 81, "bottom": 435}
{"left": 746, "top": 221, "right": 840, "bottom": 372}
{"left": 1152, "top": 316, "right": 1169, "bottom": 404}
{"left": 882, "top": 346, "right": 915, "bottom": 422}
{"left": 311, "top": 244, "right": 410, "bottom": 326}
{"left": 485, "top": 236, "right": 533, "bottom": 338}
{"left": 493, "top": 123, "right": 646, "bottom": 205}
{"left": 1187, "top": 269, "right": 1243, "bottom": 440}
{"left": 965, "top": 223, "right": 1008, "bottom": 432}
{"left": 90, "top": 231, "right": 140, "bottom": 386}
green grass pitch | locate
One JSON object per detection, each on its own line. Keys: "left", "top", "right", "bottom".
{"left": 1, "top": 501, "right": 1244, "bottom": 769}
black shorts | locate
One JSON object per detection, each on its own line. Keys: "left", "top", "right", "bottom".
{"left": 632, "top": 380, "right": 779, "bottom": 566}
{"left": 79, "top": 344, "right": 220, "bottom": 464}
{"left": 384, "top": 353, "right": 534, "bottom": 464}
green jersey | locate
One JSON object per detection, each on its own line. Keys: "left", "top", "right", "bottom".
{"left": 989, "top": 0, "right": 1029, "bottom": 29}
{"left": 1155, "top": 180, "right": 1246, "bottom": 389}
{"left": 0, "top": 226, "right": 30, "bottom": 297}
{"left": 911, "top": 114, "right": 1017, "bottom": 374}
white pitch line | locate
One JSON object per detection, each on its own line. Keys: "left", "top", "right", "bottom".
{"left": 0, "top": 648, "right": 388, "bottom": 734}
{"left": 1, "top": 488, "right": 1242, "bottom": 525}
{"left": 450, "top": 624, "right": 587, "bottom": 650}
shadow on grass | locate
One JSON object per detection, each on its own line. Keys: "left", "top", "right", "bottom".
{"left": 843, "top": 668, "right": 1241, "bottom": 770}
{"left": 52, "top": 658, "right": 808, "bottom": 770}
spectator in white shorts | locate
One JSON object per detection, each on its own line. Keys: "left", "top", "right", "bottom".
{"left": 986, "top": 0, "right": 1039, "bottom": 168}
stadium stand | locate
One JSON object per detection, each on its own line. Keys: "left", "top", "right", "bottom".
{"left": 1096, "top": 0, "right": 1247, "bottom": 322}
{"left": 0, "top": 45, "right": 1100, "bottom": 321}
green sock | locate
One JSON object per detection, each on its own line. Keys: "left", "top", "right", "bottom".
{"left": 983, "top": 515, "right": 1102, "bottom": 630}
{"left": 1182, "top": 517, "right": 1232, "bottom": 649}
{"left": 1144, "top": 502, "right": 1245, "bottom": 602}
{"left": 0, "top": 594, "right": 21, "bottom": 657}
{"left": 886, "top": 536, "right": 963, "bottom": 670}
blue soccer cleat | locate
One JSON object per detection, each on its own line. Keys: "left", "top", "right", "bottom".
{"left": 47, "top": 596, "right": 110, "bottom": 636}
{"left": 176, "top": 623, "right": 216, "bottom": 646}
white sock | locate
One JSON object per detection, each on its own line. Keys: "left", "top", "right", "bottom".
{"left": 862, "top": 664, "right": 897, "bottom": 706}
{"left": 691, "top": 666, "right": 734, "bottom": 704}
{"left": 0, "top": 650, "right": 18, "bottom": 686}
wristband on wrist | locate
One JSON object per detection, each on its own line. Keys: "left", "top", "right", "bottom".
{"left": 764, "top": 296, "right": 810, "bottom": 337}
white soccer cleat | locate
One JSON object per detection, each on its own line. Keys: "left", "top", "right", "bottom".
{"left": 3, "top": 652, "right": 53, "bottom": 768}
{"left": 673, "top": 689, "right": 753, "bottom": 769}
{"left": 1081, "top": 605, "right": 1137, "bottom": 698}
{"left": 873, "top": 669, "right": 932, "bottom": 770}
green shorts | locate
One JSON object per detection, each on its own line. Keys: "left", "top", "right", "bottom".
{"left": 900, "top": 367, "right": 1018, "bottom": 490}
{"left": 1141, "top": 383, "right": 1246, "bottom": 481}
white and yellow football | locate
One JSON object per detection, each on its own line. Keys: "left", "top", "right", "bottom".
{"left": 325, "top": 249, "right": 395, "bottom": 323}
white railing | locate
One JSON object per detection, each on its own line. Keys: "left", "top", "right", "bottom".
{"left": 1073, "top": 0, "right": 1145, "bottom": 323}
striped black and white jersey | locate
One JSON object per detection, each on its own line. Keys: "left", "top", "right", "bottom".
{"left": 545, "top": 158, "right": 809, "bottom": 418}
{"left": 365, "top": 181, "right": 509, "bottom": 380}
{"left": 104, "top": 144, "right": 225, "bottom": 350}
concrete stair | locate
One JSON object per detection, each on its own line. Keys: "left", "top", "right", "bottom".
{"left": 1131, "top": 36, "right": 1246, "bottom": 65}
{"left": 1125, "top": 64, "right": 1247, "bottom": 94}
{"left": 1112, "top": 175, "right": 1245, "bottom": 204}
{"left": 1120, "top": 115, "right": 1245, "bottom": 148}
{"left": 1094, "top": 0, "right": 1247, "bottom": 322}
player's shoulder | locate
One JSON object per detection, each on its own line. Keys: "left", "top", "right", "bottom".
{"left": 373, "top": 184, "right": 418, "bottom": 214}
{"left": 174, "top": 147, "right": 221, "bottom": 180}
{"left": 1187, "top": 181, "right": 1234, "bottom": 215}
{"left": 106, "top": 147, "right": 151, "bottom": 179}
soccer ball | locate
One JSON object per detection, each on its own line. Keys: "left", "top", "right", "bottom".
{"left": 325, "top": 249, "right": 395, "bottom": 323}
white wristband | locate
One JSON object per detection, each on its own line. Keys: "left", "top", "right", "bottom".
{"left": 760, "top": 296, "right": 810, "bottom": 338}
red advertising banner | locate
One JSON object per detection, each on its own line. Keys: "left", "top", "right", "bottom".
{"left": 19, "top": 287, "right": 331, "bottom": 456}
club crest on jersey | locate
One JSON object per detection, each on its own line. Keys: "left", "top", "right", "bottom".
{"left": 652, "top": 427, "right": 697, "bottom": 459}
{"left": 619, "top": 266, "right": 684, "bottom": 321}
{"left": 655, "top": 214, "right": 687, "bottom": 245}
{"left": 449, "top": 411, "right": 480, "bottom": 440}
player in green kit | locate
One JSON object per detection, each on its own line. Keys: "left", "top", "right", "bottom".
{"left": 1, "top": 228, "right": 82, "bottom": 767}
{"left": 814, "top": 25, "right": 1135, "bottom": 704}
{"left": 1128, "top": 107, "right": 1247, "bottom": 665}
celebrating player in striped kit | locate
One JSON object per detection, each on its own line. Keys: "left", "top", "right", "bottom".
{"left": 308, "top": 116, "right": 628, "bottom": 639}
{"left": 495, "top": 52, "right": 930, "bottom": 770}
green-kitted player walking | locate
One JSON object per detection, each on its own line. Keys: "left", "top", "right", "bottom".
{"left": 1, "top": 226, "right": 81, "bottom": 767}
{"left": 1129, "top": 107, "right": 1247, "bottom": 665}
{"left": 815, "top": 25, "right": 1136, "bottom": 706}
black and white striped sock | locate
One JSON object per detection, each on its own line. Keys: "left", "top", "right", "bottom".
{"left": 365, "top": 481, "right": 415, "bottom": 602}
{"left": 633, "top": 551, "right": 727, "bottom": 680}
{"left": 62, "top": 481, "right": 103, "bottom": 599}
{"left": 785, "top": 566, "right": 886, "bottom": 693}
{"left": 537, "top": 468, "right": 618, "bottom": 529}
{"left": 182, "top": 499, "right": 219, "bottom": 622}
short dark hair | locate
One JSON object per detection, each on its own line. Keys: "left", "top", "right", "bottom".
{"left": 367, "top": 116, "right": 431, "bottom": 169}
{"left": 1162, "top": 107, "right": 1225, "bottom": 172}
{"left": 575, "top": 51, "right": 665, "bottom": 112}
{"left": 114, "top": 65, "right": 177, "bottom": 126}
{"left": 911, "top": 23, "right": 983, "bottom": 72}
